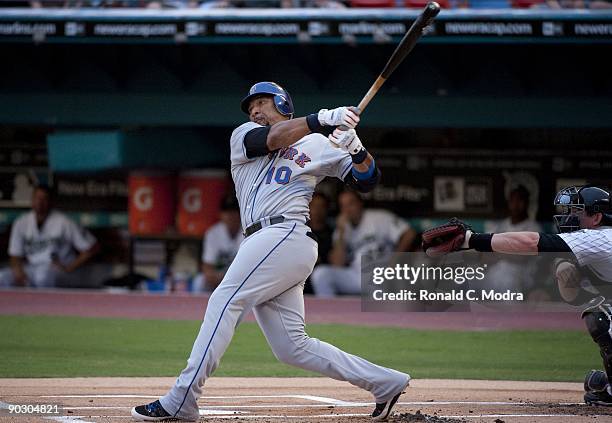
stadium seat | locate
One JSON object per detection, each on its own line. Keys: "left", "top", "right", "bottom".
{"left": 350, "top": 0, "right": 396, "bottom": 7}
{"left": 511, "top": 0, "right": 544, "bottom": 7}
{"left": 404, "top": 0, "right": 450, "bottom": 7}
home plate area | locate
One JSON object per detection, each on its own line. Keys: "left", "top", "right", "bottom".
{"left": 1, "top": 377, "right": 611, "bottom": 423}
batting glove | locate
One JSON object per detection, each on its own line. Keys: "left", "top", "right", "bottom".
{"left": 318, "top": 107, "right": 360, "bottom": 129}
{"left": 329, "top": 128, "right": 364, "bottom": 155}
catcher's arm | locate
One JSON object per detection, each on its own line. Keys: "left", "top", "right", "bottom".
{"left": 477, "top": 232, "right": 539, "bottom": 255}
{"left": 471, "top": 232, "right": 573, "bottom": 255}
{"left": 422, "top": 219, "right": 572, "bottom": 257}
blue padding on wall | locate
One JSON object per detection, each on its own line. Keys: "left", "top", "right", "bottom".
{"left": 47, "top": 129, "right": 225, "bottom": 172}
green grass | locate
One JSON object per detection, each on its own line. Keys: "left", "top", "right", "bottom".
{"left": 0, "top": 315, "right": 600, "bottom": 382}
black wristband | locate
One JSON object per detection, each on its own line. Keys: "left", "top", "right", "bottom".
{"left": 468, "top": 233, "right": 493, "bottom": 252}
{"left": 351, "top": 148, "right": 368, "bottom": 164}
{"left": 306, "top": 113, "right": 326, "bottom": 134}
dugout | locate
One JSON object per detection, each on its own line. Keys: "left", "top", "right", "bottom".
{"left": 0, "top": 8, "right": 611, "bottom": 284}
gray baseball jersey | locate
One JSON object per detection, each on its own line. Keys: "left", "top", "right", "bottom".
{"left": 230, "top": 121, "right": 353, "bottom": 229}
{"left": 159, "top": 121, "right": 410, "bottom": 420}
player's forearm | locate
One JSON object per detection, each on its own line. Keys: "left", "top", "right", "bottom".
{"left": 328, "top": 245, "right": 347, "bottom": 267}
{"left": 490, "top": 232, "right": 539, "bottom": 254}
{"left": 463, "top": 231, "right": 539, "bottom": 255}
{"left": 396, "top": 228, "right": 416, "bottom": 252}
{"left": 352, "top": 153, "right": 373, "bottom": 173}
{"left": 344, "top": 152, "right": 380, "bottom": 193}
{"left": 266, "top": 118, "right": 311, "bottom": 151}
{"left": 10, "top": 256, "right": 26, "bottom": 278}
{"left": 202, "top": 264, "right": 223, "bottom": 287}
{"left": 66, "top": 243, "right": 99, "bottom": 272}
{"left": 329, "top": 227, "right": 347, "bottom": 266}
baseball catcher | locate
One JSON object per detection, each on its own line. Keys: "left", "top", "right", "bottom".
{"left": 422, "top": 186, "right": 612, "bottom": 406}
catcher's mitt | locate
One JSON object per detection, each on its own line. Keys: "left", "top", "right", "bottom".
{"left": 421, "top": 218, "right": 472, "bottom": 257}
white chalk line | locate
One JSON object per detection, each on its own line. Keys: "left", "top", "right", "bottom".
{"left": 44, "top": 417, "right": 95, "bottom": 423}
{"left": 4, "top": 402, "right": 610, "bottom": 421}
{"left": 63, "top": 405, "right": 338, "bottom": 410}
{"left": 7, "top": 395, "right": 610, "bottom": 421}
{"left": 61, "top": 407, "right": 248, "bottom": 415}
{"left": 35, "top": 395, "right": 586, "bottom": 407}
{"left": 56, "top": 401, "right": 586, "bottom": 410}
{"left": 39, "top": 394, "right": 350, "bottom": 404}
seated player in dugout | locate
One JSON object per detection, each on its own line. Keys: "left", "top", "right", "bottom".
{"left": 422, "top": 185, "right": 612, "bottom": 406}
{"left": 192, "top": 195, "right": 243, "bottom": 292}
{"left": 484, "top": 184, "right": 543, "bottom": 297}
{"left": 304, "top": 191, "right": 334, "bottom": 294}
{"left": 0, "top": 184, "right": 100, "bottom": 288}
{"left": 132, "top": 82, "right": 410, "bottom": 422}
{"left": 310, "top": 189, "right": 417, "bottom": 297}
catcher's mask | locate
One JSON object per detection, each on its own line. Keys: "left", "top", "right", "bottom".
{"left": 553, "top": 185, "right": 612, "bottom": 233}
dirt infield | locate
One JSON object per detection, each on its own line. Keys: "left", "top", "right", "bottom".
{"left": 1, "top": 377, "right": 611, "bottom": 423}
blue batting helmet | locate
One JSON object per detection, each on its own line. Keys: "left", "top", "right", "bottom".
{"left": 240, "top": 82, "right": 294, "bottom": 118}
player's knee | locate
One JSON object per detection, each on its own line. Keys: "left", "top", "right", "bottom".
{"left": 271, "top": 333, "right": 311, "bottom": 365}
{"left": 271, "top": 346, "right": 294, "bottom": 364}
{"left": 209, "top": 283, "right": 242, "bottom": 306}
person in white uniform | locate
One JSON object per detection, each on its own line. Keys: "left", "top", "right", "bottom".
{"left": 192, "top": 195, "right": 244, "bottom": 292}
{"left": 132, "top": 82, "right": 410, "bottom": 422}
{"left": 311, "top": 189, "right": 416, "bottom": 297}
{"left": 484, "top": 185, "right": 542, "bottom": 296}
{"left": 0, "top": 185, "right": 99, "bottom": 288}
{"left": 423, "top": 185, "right": 612, "bottom": 407}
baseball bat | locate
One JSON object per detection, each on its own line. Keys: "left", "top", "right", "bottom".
{"left": 335, "top": 2, "right": 441, "bottom": 137}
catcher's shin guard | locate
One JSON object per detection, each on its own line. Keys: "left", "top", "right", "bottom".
{"left": 584, "top": 303, "right": 612, "bottom": 384}
{"left": 585, "top": 369, "right": 609, "bottom": 393}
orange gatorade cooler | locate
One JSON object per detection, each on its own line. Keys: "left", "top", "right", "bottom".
{"left": 128, "top": 172, "right": 175, "bottom": 235}
{"left": 177, "top": 170, "right": 229, "bottom": 236}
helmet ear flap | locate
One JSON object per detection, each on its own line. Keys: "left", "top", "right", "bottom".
{"left": 273, "top": 94, "right": 293, "bottom": 118}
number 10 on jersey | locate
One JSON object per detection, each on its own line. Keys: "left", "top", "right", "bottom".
{"left": 265, "top": 166, "right": 292, "bottom": 185}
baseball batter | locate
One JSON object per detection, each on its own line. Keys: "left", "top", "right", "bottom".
{"left": 422, "top": 185, "right": 612, "bottom": 406}
{"left": 132, "top": 82, "right": 410, "bottom": 421}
